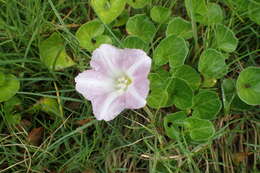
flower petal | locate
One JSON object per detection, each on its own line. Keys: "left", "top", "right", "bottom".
{"left": 90, "top": 44, "right": 123, "bottom": 76}
{"left": 91, "top": 92, "right": 126, "bottom": 121}
{"left": 75, "top": 70, "right": 114, "bottom": 100}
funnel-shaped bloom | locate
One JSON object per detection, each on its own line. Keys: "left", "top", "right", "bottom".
{"left": 75, "top": 44, "right": 151, "bottom": 121}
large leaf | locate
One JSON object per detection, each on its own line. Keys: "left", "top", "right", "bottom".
{"left": 91, "top": 0, "right": 126, "bottom": 24}
{"left": 185, "top": 117, "right": 215, "bottom": 142}
{"left": 153, "top": 35, "right": 189, "bottom": 68}
{"left": 172, "top": 65, "right": 201, "bottom": 91}
{"left": 0, "top": 73, "right": 20, "bottom": 103}
{"left": 39, "top": 33, "right": 75, "bottom": 71}
{"left": 166, "top": 17, "right": 193, "bottom": 39}
{"left": 150, "top": 6, "right": 171, "bottom": 24}
{"left": 76, "top": 20, "right": 112, "bottom": 52}
{"left": 164, "top": 111, "right": 187, "bottom": 140}
{"left": 198, "top": 49, "right": 228, "bottom": 79}
{"left": 236, "top": 67, "right": 260, "bottom": 105}
{"left": 192, "top": 90, "right": 222, "bottom": 120}
{"left": 215, "top": 24, "right": 238, "bottom": 53}
{"left": 126, "top": 14, "right": 156, "bottom": 43}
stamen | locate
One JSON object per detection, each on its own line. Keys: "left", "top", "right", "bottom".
{"left": 115, "top": 75, "right": 132, "bottom": 91}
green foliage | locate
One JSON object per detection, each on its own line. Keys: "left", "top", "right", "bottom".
{"left": 123, "top": 36, "right": 148, "bottom": 50}
{"left": 171, "top": 65, "right": 201, "bottom": 91}
{"left": 164, "top": 111, "right": 187, "bottom": 140}
{"left": 126, "top": 14, "right": 156, "bottom": 43}
{"left": 91, "top": 0, "right": 126, "bottom": 24}
{"left": 150, "top": 6, "right": 171, "bottom": 24}
{"left": 192, "top": 90, "right": 222, "bottom": 120}
{"left": 248, "top": 0, "right": 260, "bottom": 25}
{"left": 236, "top": 67, "right": 260, "bottom": 105}
{"left": 198, "top": 49, "right": 228, "bottom": 79}
{"left": 166, "top": 17, "right": 193, "bottom": 39}
{"left": 0, "top": 73, "right": 20, "bottom": 102}
{"left": 185, "top": 117, "right": 215, "bottom": 142}
{"left": 39, "top": 32, "right": 75, "bottom": 71}
{"left": 153, "top": 35, "right": 189, "bottom": 68}
{"left": 221, "top": 79, "right": 236, "bottom": 114}
{"left": 147, "top": 88, "right": 168, "bottom": 109}
{"left": 113, "top": 10, "right": 129, "bottom": 27}
{"left": 76, "top": 20, "right": 112, "bottom": 52}
{"left": 215, "top": 24, "right": 238, "bottom": 53}
{"left": 126, "top": 0, "right": 151, "bottom": 9}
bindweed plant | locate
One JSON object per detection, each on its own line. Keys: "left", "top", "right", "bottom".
{"left": 0, "top": 0, "right": 259, "bottom": 172}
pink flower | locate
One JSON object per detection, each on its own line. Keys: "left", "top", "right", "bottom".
{"left": 75, "top": 44, "right": 151, "bottom": 121}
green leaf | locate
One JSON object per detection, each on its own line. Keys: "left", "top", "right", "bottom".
{"left": 0, "top": 74, "right": 20, "bottom": 103}
{"left": 4, "top": 96, "right": 21, "bottom": 113}
{"left": 147, "top": 88, "right": 168, "bottom": 109}
{"left": 199, "top": 3, "right": 224, "bottom": 25}
{"left": 198, "top": 49, "right": 228, "bottom": 79}
{"left": 221, "top": 79, "right": 236, "bottom": 114}
{"left": 76, "top": 20, "right": 112, "bottom": 52}
{"left": 192, "top": 90, "right": 222, "bottom": 120}
{"left": 215, "top": 24, "right": 238, "bottom": 53}
{"left": 248, "top": 1, "right": 260, "bottom": 25}
{"left": 164, "top": 111, "right": 187, "bottom": 140}
{"left": 166, "top": 17, "right": 193, "bottom": 39}
{"left": 185, "top": 117, "right": 215, "bottom": 142}
{"left": 39, "top": 33, "right": 75, "bottom": 71}
{"left": 33, "top": 97, "right": 62, "bottom": 118}
{"left": 150, "top": 6, "right": 171, "bottom": 24}
{"left": 172, "top": 65, "right": 201, "bottom": 91}
{"left": 0, "top": 71, "right": 5, "bottom": 86}
{"left": 167, "top": 78, "right": 193, "bottom": 110}
{"left": 153, "top": 35, "right": 189, "bottom": 68}
{"left": 5, "top": 114, "right": 21, "bottom": 125}
{"left": 202, "top": 76, "right": 217, "bottom": 88}
{"left": 236, "top": 67, "right": 260, "bottom": 105}
{"left": 123, "top": 36, "right": 148, "bottom": 50}
{"left": 91, "top": 0, "right": 126, "bottom": 24}
{"left": 126, "top": 0, "right": 151, "bottom": 9}
{"left": 113, "top": 10, "right": 129, "bottom": 27}
{"left": 126, "top": 14, "right": 156, "bottom": 43}
{"left": 231, "top": 95, "right": 254, "bottom": 111}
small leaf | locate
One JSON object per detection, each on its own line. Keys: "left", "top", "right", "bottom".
{"left": 27, "top": 127, "right": 44, "bottom": 146}
{"left": 236, "top": 67, "right": 260, "bottom": 105}
{"left": 4, "top": 96, "right": 21, "bottom": 113}
{"left": 164, "top": 111, "right": 187, "bottom": 140}
{"left": 5, "top": 114, "right": 21, "bottom": 125}
{"left": 147, "top": 88, "right": 168, "bottom": 109}
{"left": 76, "top": 20, "right": 112, "bottom": 52}
{"left": 172, "top": 65, "right": 201, "bottom": 91}
{"left": 185, "top": 117, "right": 215, "bottom": 142}
{"left": 91, "top": 0, "right": 126, "bottom": 24}
{"left": 215, "top": 24, "right": 238, "bottom": 53}
{"left": 248, "top": 1, "right": 260, "bottom": 25}
{"left": 198, "top": 49, "right": 228, "bottom": 79}
{"left": 167, "top": 78, "right": 193, "bottom": 110}
{"left": 123, "top": 36, "right": 148, "bottom": 50}
{"left": 33, "top": 97, "right": 62, "bottom": 118}
{"left": 39, "top": 32, "right": 75, "bottom": 71}
{"left": 199, "top": 3, "right": 224, "bottom": 25}
{"left": 0, "top": 73, "right": 20, "bottom": 102}
{"left": 153, "top": 35, "right": 189, "bottom": 68}
{"left": 150, "top": 6, "right": 171, "bottom": 24}
{"left": 221, "top": 79, "right": 236, "bottom": 114}
{"left": 192, "top": 90, "right": 222, "bottom": 120}
{"left": 166, "top": 17, "right": 193, "bottom": 39}
{"left": 126, "top": 0, "right": 151, "bottom": 9}
{"left": 126, "top": 14, "right": 156, "bottom": 43}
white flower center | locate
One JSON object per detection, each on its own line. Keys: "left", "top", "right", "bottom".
{"left": 115, "top": 75, "right": 132, "bottom": 92}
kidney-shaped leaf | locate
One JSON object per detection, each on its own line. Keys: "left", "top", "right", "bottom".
{"left": 192, "top": 90, "right": 222, "bottom": 120}
{"left": 123, "top": 36, "right": 148, "bottom": 50}
{"left": 150, "top": 6, "right": 171, "bottom": 24}
{"left": 76, "top": 20, "right": 112, "bottom": 52}
{"left": 236, "top": 67, "right": 260, "bottom": 105}
{"left": 0, "top": 73, "right": 20, "bottom": 102}
{"left": 91, "top": 0, "right": 126, "bottom": 24}
{"left": 154, "top": 35, "right": 189, "bottom": 68}
{"left": 39, "top": 33, "right": 75, "bottom": 71}
{"left": 198, "top": 49, "right": 228, "bottom": 79}
{"left": 185, "top": 117, "right": 215, "bottom": 142}
{"left": 215, "top": 24, "right": 238, "bottom": 53}
{"left": 126, "top": 14, "right": 156, "bottom": 43}
{"left": 147, "top": 88, "right": 168, "bottom": 109}
{"left": 166, "top": 17, "right": 193, "bottom": 39}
